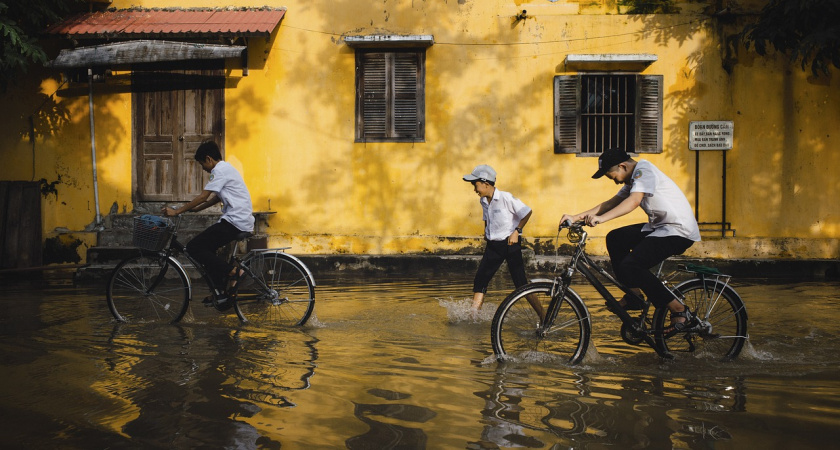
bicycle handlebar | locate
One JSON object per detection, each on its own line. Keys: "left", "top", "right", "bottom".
{"left": 558, "top": 219, "right": 586, "bottom": 231}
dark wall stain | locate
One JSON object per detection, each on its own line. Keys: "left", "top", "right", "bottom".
{"left": 43, "top": 235, "right": 83, "bottom": 264}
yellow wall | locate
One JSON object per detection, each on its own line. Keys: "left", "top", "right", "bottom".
{"left": 1, "top": 0, "right": 837, "bottom": 261}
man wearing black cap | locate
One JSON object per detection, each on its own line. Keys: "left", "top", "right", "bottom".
{"left": 559, "top": 149, "right": 701, "bottom": 332}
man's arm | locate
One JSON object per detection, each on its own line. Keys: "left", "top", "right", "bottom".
{"left": 589, "top": 192, "right": 644, "bottom": 226}
{"left": 190, "top": 193, "right": 220, "bottom": 212}
{"left": 162, "top": 190, "right": 217, "bottom": 217}
{"left": 560, "top": 195, "right": 624, "bottom": 226}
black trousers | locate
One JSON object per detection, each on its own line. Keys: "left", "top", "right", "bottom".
{"left": 186, "top": 220, "right": 240, "bottom": 289}
{"left": 605, "top": 223, "right": 694, "bottom": 308}
{"left": 473, "top": 239, "right": 529, "bottom": 294}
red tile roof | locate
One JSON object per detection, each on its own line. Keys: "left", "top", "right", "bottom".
{"left": 46, "top": 8, "right": 286, "bottom": 39}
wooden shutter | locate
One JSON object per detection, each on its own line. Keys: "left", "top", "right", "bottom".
{"left": 636, "top": 74, "right": 663, "bottom": 153}
{"left": 359, "top": 52, "right": 388, "bottom": 138}
{"left": 554, "top": 75, "right": 580, "bottom": 154}
{"left": 392, "top": 52, "right": 422, "bottom": 138}
{"left": 356, "top": 50, "right": 424, "bottom": 142}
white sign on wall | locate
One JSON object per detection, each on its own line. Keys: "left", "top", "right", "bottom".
{"left": 689, "top": 121, "right": 733, "bottom": 151}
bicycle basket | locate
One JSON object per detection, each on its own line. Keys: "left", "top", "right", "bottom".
{"left": 132, "top": 215, "right": 174, "bottom": 251}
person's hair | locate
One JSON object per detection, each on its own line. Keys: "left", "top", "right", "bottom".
{"left": 194, "top": 140, "right": 222, "bottom": 162}
{"left": 472, "top": 179, "right": 495, "bottom": 187}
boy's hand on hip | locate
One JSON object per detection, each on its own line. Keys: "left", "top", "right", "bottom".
{"left": 508, "top": 230, "right": 519, "bottom": 245}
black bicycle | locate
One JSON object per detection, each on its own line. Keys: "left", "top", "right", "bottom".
{"left": 106, "top": 215, "right": 315, "bottom": 326}
{"left": 491, "top": 221, "right": 748, "bottom": 364}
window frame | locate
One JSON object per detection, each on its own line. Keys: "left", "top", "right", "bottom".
{"left": 354, "top": 48, "right": 426, "bottom": 143}
{"left": 554, "top": 73, "right": 663, "bottom": 155}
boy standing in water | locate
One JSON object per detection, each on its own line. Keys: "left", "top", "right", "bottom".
{"left": 463, "top": 165, "right": 544, "bottom": 320}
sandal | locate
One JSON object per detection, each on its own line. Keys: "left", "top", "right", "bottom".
{"left": 662, "top": 306, "right": 695, "bottom": 338}
{"left": 606, "top": 293, "right": 646, "bottom": 313}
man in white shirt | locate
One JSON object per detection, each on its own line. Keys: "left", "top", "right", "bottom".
{"left": 162, "top": 140, "right": 254, "bottom": 309}
{"left": 560, "top": 149, "right": 701, "bottom": 332}
{"left": 464, "top": 165, "right": 543, "bottom": 320}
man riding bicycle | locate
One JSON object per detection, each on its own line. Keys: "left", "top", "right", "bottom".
{"left": 559, "top": 148, "right": 701, "bottom": 335}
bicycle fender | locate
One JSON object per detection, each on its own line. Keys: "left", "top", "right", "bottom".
{"left": 165, "top": 256, "right": 193, "bottom": 299}
{"left": 530, "top": 278, "right": 555, "bottom": 284}
{"left": 262, "top": 251, "right": 317, "bottom": 287}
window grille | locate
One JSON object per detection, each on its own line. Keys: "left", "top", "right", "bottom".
{"left": 554, "top": 74, "right": 662, "bottom": 155}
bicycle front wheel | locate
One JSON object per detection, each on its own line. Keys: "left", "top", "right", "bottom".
{"left": 491, "top": 282, "right": 591, "bottom": 365}
{"left": 653, "top": 279, "right": 748, "bottom": 361}
{"left": 234, "top": 252, "right": 315, "bottom": 326}
{"left": 106, "top": 254, "right": 191, "bottom": 324}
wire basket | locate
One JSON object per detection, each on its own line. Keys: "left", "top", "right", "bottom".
{"left": 132, "top": 216, "right": 174, "bottom": 251}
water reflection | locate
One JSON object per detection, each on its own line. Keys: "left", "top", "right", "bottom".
{"left": 2, "top": 276, "right": 840, "bottom": 448}
{"left": 476, "top": 363, "right": 747, "bottom": 448}
{"left": 93, "top": 323, "right": 320, "bottom": 447}
{"left": 347, "top": 388, "right": 437, "bottom": 448}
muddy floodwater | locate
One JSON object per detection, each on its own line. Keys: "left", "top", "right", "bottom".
{"left": 1, "top": 272, "right": 839, "bottom": 449}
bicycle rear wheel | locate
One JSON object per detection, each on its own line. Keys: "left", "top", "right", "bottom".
{"left": 106, "top": 254, "right": 191, "bottom": 324}
{"left": 491, "top": 282, "right": 591, "bottom": 365}
{"left": 653, "top": 278, "right": 748, "bottom": 361}
{"left": 234, "top": 252, "right": 315, "bottom": 326}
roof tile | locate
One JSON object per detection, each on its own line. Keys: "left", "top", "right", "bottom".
{"left": 46, "top": 8, "right": 286, "bottom": 38}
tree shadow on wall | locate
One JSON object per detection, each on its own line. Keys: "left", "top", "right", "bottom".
{"left": 277, "top": 0, "right": 556, "bottom": 250}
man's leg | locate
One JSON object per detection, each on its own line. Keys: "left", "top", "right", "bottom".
{"left": 186, "top": 220, "right": 240, "bottom": 289}
{"left": 605, "top": 223, "right": 647, "bottom": 271}
{"left": 504, "top": 241, "right": 545, "bottom": 322}
{"left": 472, "top": 241, "right": 506, "bottom": 310}
{"left": 606, "top": 224, "right": 648, "bottom": 306}
{"left": 615, "top": 236, "right": 694, "bottom": 310}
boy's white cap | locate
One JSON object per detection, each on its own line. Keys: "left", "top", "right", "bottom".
{"left": 463, "top": 164, "right": 496, "bottom": 183}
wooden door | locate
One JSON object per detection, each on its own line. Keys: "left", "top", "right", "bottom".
{"left": 0, "top": 182, "right": 42, "bottom": 269}
{"left": 134, "top": 69, "right": 224, "bottom": 202}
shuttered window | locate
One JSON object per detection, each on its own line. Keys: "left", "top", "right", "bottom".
{"left": 356, "top": 50, "right": 425, "bottom": 142}
{"left": 554, "top": 74, "right": 662, "bottom": 154}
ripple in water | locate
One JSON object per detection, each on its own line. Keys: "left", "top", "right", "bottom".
{"left": 437, "top": 297, "right": 497, "bottom": 323}
{"left": 304, "top": 313, "right": 326, "bottom": 328}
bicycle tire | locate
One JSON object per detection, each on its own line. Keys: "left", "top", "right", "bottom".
{"left": 233, "top": 252, "right": 315, "bottom": 326}
{"left": 106, "top": 253, "right": 191, "bottom": 324}
{"left": 491, "top": 282, "right": 591, "bottom": 365}
{"left": 652, "top": 278, "right": 748, "bottom": 361}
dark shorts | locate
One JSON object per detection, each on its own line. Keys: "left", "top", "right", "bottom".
{"left": 473, "top": 239, "right": 529, "bottom": 294}
{"left": 606, "top": 223, "right": 694, "bottom": 308}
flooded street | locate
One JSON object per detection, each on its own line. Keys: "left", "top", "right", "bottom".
{"left": 1, "top": 273, "right": 839, "bottom": 449}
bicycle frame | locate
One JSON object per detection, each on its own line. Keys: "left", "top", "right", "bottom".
{"left": 544, "top": 226, "right": 673, "bottom": 359}
{"left": 142, "top": 215, "right": 230, "bottom": 304}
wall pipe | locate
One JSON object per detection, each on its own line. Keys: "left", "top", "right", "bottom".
{"left": 88, "top": 68, "right": 102, "bottom": 228}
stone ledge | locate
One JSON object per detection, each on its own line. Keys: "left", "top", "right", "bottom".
{"left": 9, "top": 253, "right": 834, "bottom": 283}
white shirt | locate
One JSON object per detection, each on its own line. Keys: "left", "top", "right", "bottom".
{"left": 204, "top": 161, "right": 255, "bottom": 232}
{"left": 617, "top": 159, "right": 700, "bottom": 241}
{"left": 480, "top": 188, "right": 532, "bottom": 241}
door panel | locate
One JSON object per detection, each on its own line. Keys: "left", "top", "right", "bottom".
{"left": 134, "top": 69, "right": 223, "bottom": 203}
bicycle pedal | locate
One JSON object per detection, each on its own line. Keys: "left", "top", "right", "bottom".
{"left": 214, "top": 298, "right": 234, "bottom": 312}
